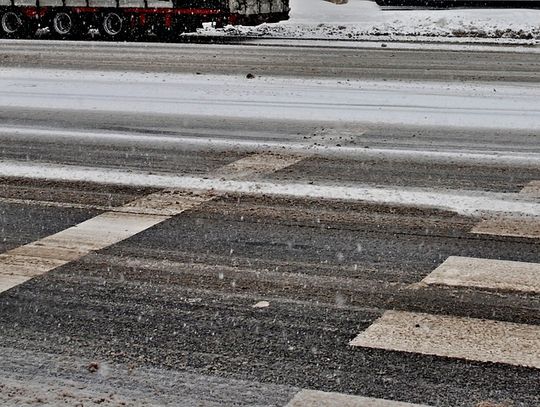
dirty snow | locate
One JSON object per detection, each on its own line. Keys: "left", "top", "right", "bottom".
{"left": 203, "top": 0, "right": 540, "bottom": 42}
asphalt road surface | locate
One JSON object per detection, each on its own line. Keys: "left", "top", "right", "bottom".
{"left": 2, "top": 39, "right": 540, "bottom": 82}
{"left": 0, "top": 40, "right": 539, "bottom": 407}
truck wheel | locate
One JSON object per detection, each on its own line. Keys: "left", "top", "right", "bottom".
{"left": 51, "top": 11, "right": 81, "bottom": 39}
{"left": 1, "top": 10, "right": 33, "bottom": 39}
{"left": 99, "top": 11, "right": 127, "bottom": 41}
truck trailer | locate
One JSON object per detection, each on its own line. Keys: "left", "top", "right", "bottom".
{"left": 0, "top": 0, "right": 289, "bottom": 39}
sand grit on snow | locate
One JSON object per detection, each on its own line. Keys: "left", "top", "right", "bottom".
{"left": 212, "top": 0, "right": 540, "bottom": 41}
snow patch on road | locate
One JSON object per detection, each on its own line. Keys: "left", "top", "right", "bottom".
{"left": 2, "top": 68, "right": 540, "bottom": 131}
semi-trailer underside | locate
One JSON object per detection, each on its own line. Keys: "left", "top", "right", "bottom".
{"left": 0, "top": 0, "right": 289, "bottom": 39}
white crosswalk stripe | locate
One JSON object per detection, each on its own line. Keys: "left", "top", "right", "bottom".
{"left": 285, "top": 389, "right": 431, "bottom": 407}
{"left": 471, "top": 215, "right": 540, "bottom": 239}
{"left": 353, "top": 180, "right": 540, "bottom": 368}
{"left": 0, "top": 208, "right": 174, "bottom": 292}
{"left": 471, "top": 181, "right": 540, "bottom": 239}
{"left": 350, "top": 311, "right": 540, "bottom": 369}
{"left": 415, "top": 256, "right": 540, "bottom": 294}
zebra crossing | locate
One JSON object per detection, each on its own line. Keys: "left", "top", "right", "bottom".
{"left": 350, "top": 181, "right": 540, "bottom": 372}
{"left": 1, "top": 154, "right": 538, "bottom": 406}
{"left": 0, "top": 153, "right": 305, "bottom": 294}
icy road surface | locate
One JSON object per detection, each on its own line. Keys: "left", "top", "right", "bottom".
{"left": 1, "top": 68, "right": 540, "bottom": 130}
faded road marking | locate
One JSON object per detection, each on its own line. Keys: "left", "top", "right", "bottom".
{"left": 471, "top": 215, "right": 540, "bottom": 239}
{"left": 350, "top": 311, "right": 540, "bottom": 369}
{"left": 285, "top": 389, "right": 431, "bottom": 407}
{"left": 0, "top": 212, "right": 168, "bottom": 292}
{"left": 470, "top": 181, "right": 540, "bottom": 239}
{"left": 416, "top": 256, "right": 540, "bottom": 294}
{"left": 0, "top": 273, "right": 29, "bottom": 293}
{"left": 120, "top": 190, "right": 213, "bottom": 216}
{"left": 520, "top": 180, "right": 540, "bottom": 198}
{"left": 218, "top": 153, "right": 304, "bottom": 180}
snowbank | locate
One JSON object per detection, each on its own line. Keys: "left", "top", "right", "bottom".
{"left": 208, "top": 0, "right": 540, "bottom": 42}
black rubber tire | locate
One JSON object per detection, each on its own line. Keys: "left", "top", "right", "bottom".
{"left": 0, "top": 10, "right": 35, "bottom": 39}
{"left": 50, "top": 10, "right": 83, "bottom": 40}
{"left": 98, "top": 11, "right": 128, "bottom": 41}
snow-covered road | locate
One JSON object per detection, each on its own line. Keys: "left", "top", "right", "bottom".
{"left": 2, "top": 68, "right": 540, "bottom": 130}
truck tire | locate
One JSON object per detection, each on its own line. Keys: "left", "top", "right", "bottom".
{"left": 1, "top": 10, "right": 34, "bottom": 39}
{"left": 51, "top": 11, "right": 82, "bottom": 39}
{"left": 99, "top": 11, "right": 128, "bottom": 41}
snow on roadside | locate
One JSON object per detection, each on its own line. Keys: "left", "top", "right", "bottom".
{"left": 202, "top": 0, "right": 540, "bottom": 42}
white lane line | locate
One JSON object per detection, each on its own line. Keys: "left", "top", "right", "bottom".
{"left": 3, "top": 126, "right": 540, "bottom": 167}
{"left": 0, "top": 254, "right": 69, "bottom": 277}
{"left": 285, "top": 390, "right": 430, "bottom": 407}
{"left": 11, "top": 212, "right": 168, "bottom": 257}
{"left": 4, "top": 38, "right": 540, "bottom": 53}
{"left": 350, "top": 310, "right": 540, "bottom": 369}
{"left": 0, "top": 154, "right": 304, "bottom": 293}
{"left": 1, "top": 160, "right": 539, "bottom": 217}
{"left": 0, "top": 274, "right": 30, "bottom": 293}
{"left": 415, "top": 256, "right": 540, "bottom": 294}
